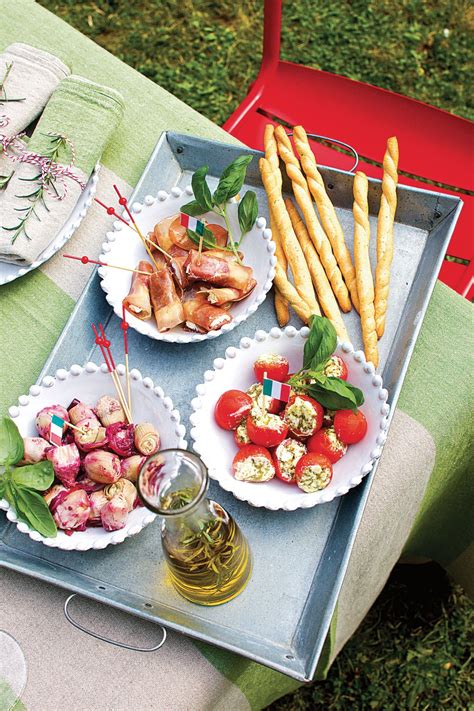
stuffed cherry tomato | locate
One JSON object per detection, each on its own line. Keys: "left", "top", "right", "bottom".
{"left": 214, "top": 390, "right": 252, "bottom": 431}
{"left": 283, "top": 394, "right": 324, "bottom": 439}
{"left": 273, "top": 438, "right": 307, "bottom": 484}
{"left": 323, "top": 355, "right": 348, "bottom": 380}
{"left": 334, "top": 409, "right": 368, "bottom": 444}
{"left": 232, "top": 444, "right": 275, "bottom": 482}
{"left": 253, "top": 354, "right": 289, "bottom": 384}
{"left": 246, "top": 411, "right": 288, "bottom": 448}
{"left": 295, "top": 453, "right": 333, "bottom": 493}
{"left": 307, "top": 426, "right": 347, "bottom": 463}
{"left": 247, "top": 382, "right": 281, "bottom": 415}
{"left": 234, "top": 419, "right": 251, "bottom": 448}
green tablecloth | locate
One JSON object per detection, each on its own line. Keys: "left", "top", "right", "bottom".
{"left": 0, "top": 2, "right": 472, "bottom": 710}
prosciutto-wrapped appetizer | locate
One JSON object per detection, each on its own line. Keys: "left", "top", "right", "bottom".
{"left": 185, "top": 250, "right": 253, "bottom": 291}
{"left": 169, "top": 244, "right": 190, "bottom": 290}
{"left": 207, "top": 224, "right": 228, "bottom": 247}
{"left": 123, "top": 260, "right": 154, "bottom": 320}
{"left": 201, "top": 278, "right": 257, "bottom": 306}
{"left": 183, "top": 291, "right": 232, "bottom": 333}
{"left": 153, "top": 215, "right": 176, "bottom": 254}
{"left": 205, "top": 248, "right": 244, "bottom": 263}
{"left": 150, "top": 266, "right": 185, "bottom": 332}
{"left": 169, "top": 215, "right": 195, "bottom": 250}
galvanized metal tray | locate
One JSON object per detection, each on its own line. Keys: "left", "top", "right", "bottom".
{"left": 0, "top": 132, "right": 462, "bottom": 681}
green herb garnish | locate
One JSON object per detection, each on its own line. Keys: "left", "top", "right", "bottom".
{"left": 288, "top": 315, "right": 365, "bottom": 411}
{"left": 0, "top": 417, "right": 57, "bottom": 538}
{"left": 181, "top": 155, "right": 258, "bottom": 263}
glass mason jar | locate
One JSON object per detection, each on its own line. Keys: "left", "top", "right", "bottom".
{"left": 137, "top": 449, "right": 252, "bottom": 606}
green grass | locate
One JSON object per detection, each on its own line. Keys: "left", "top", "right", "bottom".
{"left": 35, "top": 2, "right": 474, "bottom": 708}
{"left": 270, "top": 564, "right": 473, "bottom": 710}
{"left": 38, "top": 0, "right": 473, "bottom": 126}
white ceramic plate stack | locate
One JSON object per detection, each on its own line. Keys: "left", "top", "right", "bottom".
{"left": 1, "top": 363, "right": 186, "bottom": 550}
{"left": 190, "top": 327, "right": 390, "bottom": 511}
{"left": 99, "top": 186, "right": 276, "bottom": 343}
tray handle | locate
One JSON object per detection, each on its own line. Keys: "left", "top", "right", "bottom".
{"left": 64, "top": 594, "right": 167, "bottom": 652}
{"left": 287, "top": 132, "right": 359, "bottom": 173}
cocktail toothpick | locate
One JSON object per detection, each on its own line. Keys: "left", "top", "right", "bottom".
{"left": 121, "top": 304, "right": 132, "bottom": 418}
{"left": 63, "top": 254, "right": 153, "bottom": 276}
{"left": 91, "top": 323, "right": 132, "bottom": 424}
{"left": 95, "top": 195, "right": 170, "bottom": 264}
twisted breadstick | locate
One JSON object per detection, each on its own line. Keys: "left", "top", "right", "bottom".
{"left": 293, "top": 125, "right": 360, "bottom": 312}
{"left": 286, "top": 198, "right": 349, "bottom": 342}
{"left": 274, "top": 126, "right": 351, "bottom": 313}
{"left": 264, "top": 124, "right": 289, "bottom": 325}
{"left": 353, "top": 171, "right": 378, "bottom": 368}
{"left": 374, "top": 136, "right": 399, "bottom": 338}
{"left": 274, "top": 263, "right": 314, "bottom": 323}
{"left": 259, "top": 156, "right": 319, "bottom": 316}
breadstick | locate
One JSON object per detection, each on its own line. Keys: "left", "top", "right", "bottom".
{"left": 274, "top": 263, "right": 314, "bottom": 323}
{"left": 353, "top": 171, "right": 378, "bottom": 368}
{"left": 259, "top": 157, "right": 319, "bottom": 315}
{"left": 286, "top": 198, "right": 349, "bottom": 342}
{"left": 274, "top": 126, "right": 351, "bottom": 313}
{"left": 374, "top": 136, "right": 399, "bottom": 338}
{"left": 293, "top": 125, "right": 360, "bottom": 311}
{"left": 264, "top": 124, "right": 290, "bottom": 325}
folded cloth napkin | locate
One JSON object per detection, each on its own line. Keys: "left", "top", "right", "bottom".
{"left": 0, "top": 76, "right": 124, "bottom": 265}
{"left": 0, "top": 43, "right": 70, "bottom": 136}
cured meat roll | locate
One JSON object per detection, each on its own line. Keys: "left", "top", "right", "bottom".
{"left": 185, "top": 250, "right": 253, "bottom": 291}
{"left": 123, "top": 261, "right": 154, "bottom": 320}
{"left": 183, "top": 292, "right": 232, "bottom": 332}
{"left": 149, "top": 265, "right": 185, "bottom": 332}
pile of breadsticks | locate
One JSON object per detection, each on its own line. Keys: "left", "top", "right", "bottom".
{"left": 259, "top": 124, "right": 399, "bottom": 369}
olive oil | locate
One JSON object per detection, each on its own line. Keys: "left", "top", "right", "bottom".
{"left": 161, "top": 491, "right": 252, "bottom": 606}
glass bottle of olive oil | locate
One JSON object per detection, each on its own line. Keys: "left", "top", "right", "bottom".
{"left": 138, "top": 450, "right": 252, "bottom": 606}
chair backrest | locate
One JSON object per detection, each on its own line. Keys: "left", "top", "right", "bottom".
{"left": 262, "top": 0, "right": 282, "bottom": 72}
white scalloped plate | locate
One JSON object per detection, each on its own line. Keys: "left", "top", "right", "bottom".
{"left": 1, "top": 362, "right": 186, "bottom": 550}
{"left": 99, "top": 187, "right": 276, "bottom": 343}
{"left": 190, "top": 327, "right": 389, "bottom": 511}
{"left": 0, "top": 163, "right": 100, "bottom": 286}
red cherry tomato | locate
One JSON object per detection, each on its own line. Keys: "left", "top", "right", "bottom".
{"left": 214, "top": 390, "right": 252, "bottom": 431}
{"left": 246, "top": 411, "right": 289, "bottom": 448}
{"left": 273, "top": 438, "right": 307, "bottom": 484}
{"left": 323, "top": 355, "right": 348, "bottom": 380}
{"left": 283, "top": 394, "right": 324, "bottom": 438}
{"left": 306, "top": 426, "right": 347, "bottom": 463}
{"left": 253, "top": 354, "right": 289, "bottom": 384}
{"left": 334, "top": 409, "right": 368, "bottom": 444}
{"left": 232, "top": 444, "right": 275, "bottom": 482}
{"left": 247, "top": 382, "right": 281, "bottom": 414}
{"left": 295, "top": 452, "right": 333, "bottom": 492}
{"left": 234, "top": 419, "right": 251, "bottom": 448}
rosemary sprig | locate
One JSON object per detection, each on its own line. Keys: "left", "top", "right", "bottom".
{"left": 0, "top": 62, "right": 25, "bottom": 103}
{"left": 2, "top": 134, "right": 69, "bottom": 243}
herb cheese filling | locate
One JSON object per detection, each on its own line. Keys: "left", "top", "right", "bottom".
{"left": 234, "top": 456, "right": 275, "bottom": 482}
{"left": 298, "top": 464, "right": 332, "bottom": 493}
{"left": 276, "top": 439, "right": 306, "bottom": 481}
{"left": 285, "top": 397, "right": 317, "bottom": 435}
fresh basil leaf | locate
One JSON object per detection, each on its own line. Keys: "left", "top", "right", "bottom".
{"left": 191, "top": 165, "right": 213, "bottom": 212}
{"left": 0, "top": 476, "right": 6, "bottom": 499}
{"left": 180, "top": 199, "right": 205, "bottom": 217}
{"left": 307, "top": 377, "right": 359, "bottom": 411}
{"left": 213, "top": 155, "right": 253, "bottom": 205}
{"left": 186, "top": 227, "right": 217, "bottom": 250}
{"left": 341, "top": 381, "right": 365, "bottom": 407}
{"left": 238, "top": 190, "right": 258, "bottom": 236}
{"left": 12, "top": 460, "right": 54, "bottom": 491}
{"left": 303, "top": 316, "right": 337, "bottom": 370}
{"left": 14, "top": 486, "right": 57, "bottom": 538}
{"left": 0, "top": 417, "right": 24, "bottom": 467}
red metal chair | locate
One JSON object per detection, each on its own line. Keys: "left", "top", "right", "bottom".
{"left": 223, "top": 0, "right": 474, "bottom": 299}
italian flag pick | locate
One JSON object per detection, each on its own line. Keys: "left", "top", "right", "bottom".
{"left": 180, "top": 212, "right": 205, "bottom": 235}
{"left": 49, "top": 414, "right": 64, "bottom": 446}
{"left": 262, "top": 377, "right": 291, "bottom": 402}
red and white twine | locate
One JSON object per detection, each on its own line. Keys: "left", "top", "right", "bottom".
{"left": 0, "top": 124, "right": 85, "bottom": 199}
